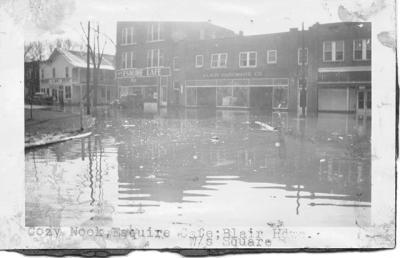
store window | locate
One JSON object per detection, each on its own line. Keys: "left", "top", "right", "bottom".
{"left": 195, "top": 55, "right": 204, "bottom": 68}
{"left": 217, "top": 87, "right": 249, "bottom": 107}
{"left": 298, "top": 48, "right": 308, "bottom": 65}
{"left": 272, "top": 87, "right": 288, "bottom": 109}
{"left": 353, "top": 39, "right": 371, "bottom": 60}
{"left": 323, "top": 40, "right": 344, "bottom": 62}
{"left": 186, "top": 88, "right": 197, "bottom": 106}
{"left": 210, "top": 53, "right": 228, "bottom": 68}
{"left": 65, "top": 86, "right": 71, "bottom": 99}
{"left": 366, "top": 91, "right": 371, "bottom": 109}
{"left": 121, "top": 27, "right": 135, "bottom": 45}
{"left": 239, "top": 51, "right": 257, "bottom": 68}
{"left": 267, "top": 50, "right": 277, "bottom": 64}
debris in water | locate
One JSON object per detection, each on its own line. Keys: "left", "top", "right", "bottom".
{"left": 210, "top": 136, "right": 220, "bottom": 143}
{"left": 193, "top": 155, "right": 198, "bottom": 160}
{"left": 320, "top": 159, "right": 326, "bottom": 163}
{"left": 254, "top": 121, "right": 276, "bottom": 131}
{"left": 275, "top": 142, "right": 280, "bottom": 147}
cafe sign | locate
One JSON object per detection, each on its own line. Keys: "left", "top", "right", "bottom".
{"left": 116, "top": 67, "right": 171, "bottom": 79}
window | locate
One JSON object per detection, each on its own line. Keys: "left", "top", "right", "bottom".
{"left": 298, "top": 48, "right": 308, "bottom": 65}
{"left": 353, "top": 39, "right": 371, "bottom": 60}
{"left": 52, "top": 68, "right": 56, "bottom": 78}
{"left": 195, "top": 55, "right": 204, "bottom": 68}
{"left": 323, "top": 41, "right": 344, "bottom": 62}
{"left": 121, "top": 52, "right": 136, "bottom": 69}
{"left": 65, "top": 67, "right": 69, "bottom": 78}
{"left": 146, "top": 49, "right": 164, "bottom": 67}
{"left": 239, "top": 51, "right": 257, "bottom": 68}
{"left": 210, "top": 53, "right": 228, "bottom": 68}
{"left": 46, "top": 88, "right": 50, "bottom": 95}
{"left": 65, "top": 86, "right": 71, "bottom": 99}
{"left": 147, "top": 23, "right": 163, "bottom": 42}
{"left": 41, "top": 69, "right": 44, "bottom": 79}
{"left": 173, "top": 57, "right": 180, "bottom": 71}
{"left": 121, "top": 27, "right": 135, "bottom": 45}
{"left": 267, "top": 50, "right": 277, "bottom": 64}
{"left": 358, "top": 91, "right": 364, "bottom": 109}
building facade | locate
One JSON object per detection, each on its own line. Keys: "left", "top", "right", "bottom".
{"left": 40, "top": 48, "right": 116, "bottom": 105}
{"left": 115, "top": 21, "right": 371, "bottom": 115}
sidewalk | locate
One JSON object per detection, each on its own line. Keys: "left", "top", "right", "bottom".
{"left": 25, "top": 108, "right": 95, "bottom": 149}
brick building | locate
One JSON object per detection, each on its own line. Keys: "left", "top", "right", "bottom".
{"left": 115, "top": 21, "right": 371, "bottom": 116}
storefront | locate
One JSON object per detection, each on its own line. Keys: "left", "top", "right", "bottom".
{"left": 185, "top": 78, "right": 289, "bottom": 109}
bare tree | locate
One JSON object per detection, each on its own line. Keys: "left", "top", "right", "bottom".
{"left": 24, "top": 41, "right": 45, "bottom": 62}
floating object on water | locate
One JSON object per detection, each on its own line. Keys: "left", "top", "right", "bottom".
{"left": 275, "top": 142, "right": 280, "bottom": 147}
{"left": 210, "top": 136, "right": 220, "bottom": 143}
{"left": 320, "top": 159, "right": 326, "bottom": 163}
{"left": 254, "top": 121, "right": 276, "bottom": 131}
{"left": 193, "top": 155, "right": 198, "bottom": 160}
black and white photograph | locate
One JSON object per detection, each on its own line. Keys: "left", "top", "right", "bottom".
{"left": 0, "top": 0, "right": 397, "bottom": 253}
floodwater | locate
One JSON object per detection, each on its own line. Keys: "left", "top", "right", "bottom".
{"left": 25, "top": 108, "right": 371, "bottom": 228}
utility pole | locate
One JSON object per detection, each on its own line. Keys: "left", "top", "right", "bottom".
{"left": 86, "top": 21, "right": 91, "bottom": 115}
{"left": 300, "top": 22, "right": 307, "bottom": 117}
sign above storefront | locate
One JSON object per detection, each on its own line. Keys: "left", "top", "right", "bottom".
{"left": 116, "top": 67, "right": 171, "bottom": 79}
{"left": 202, "top": 71, "right": 263, "bottom": 79}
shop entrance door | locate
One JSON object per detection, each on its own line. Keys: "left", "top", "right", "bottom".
{"left": 357, "top": 86, "right": 371, "bottom": 117}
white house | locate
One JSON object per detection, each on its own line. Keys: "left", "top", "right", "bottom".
{"left": 39, "top": 48, "right": 116, "bottom": 105}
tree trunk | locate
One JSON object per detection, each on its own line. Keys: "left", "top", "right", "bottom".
{"left": 93, "top": 68, "right": 98, "bottom": 106}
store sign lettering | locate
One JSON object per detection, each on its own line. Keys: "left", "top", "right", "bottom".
{"left": 203, "top": 71, "right": 263, "bottom": 79}
{"left": 116, "top": 67, "right": 171, "bottom": 79}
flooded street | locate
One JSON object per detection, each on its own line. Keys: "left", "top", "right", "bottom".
{"left": 25, "top": 108, "right": 371, "bottom": 228}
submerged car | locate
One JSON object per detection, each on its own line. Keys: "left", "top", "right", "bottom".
{"left": 30, "top": 92, "right": 53, "bottom": 105}
{"left": 115, "top": 93, "right": 144, "bottom": 110}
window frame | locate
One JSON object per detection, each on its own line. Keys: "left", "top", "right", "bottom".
{"left": 210, "top": 53, "right": 228, "bottom": 68}
{"left": 353, "top": 39, "right": 371, "bottom": 61}
{"left": 323, "top": 40, "right": 345, "bottom": 62}
{"left": 121, "top": 27, "right": 136, "bottom": 45}
{"left": 239, "top": 51, "right": 257, "bottom": 68}
{"left": 147, "top": 23, "right": 163, "bottom": 42}
{"left": 297, "top": 48, "right": 309, "bottom": 65}
{"left": 195, "top": 55, "right": 204, "bottom": 68}
{"left": 267, "top": 50, "right": 277, "bottom": 64}
{"left": 146, "top": 48, "right": 164, "bottom": 68}
{"left": 65, "top": 85, "right": 71, "bottom": 99}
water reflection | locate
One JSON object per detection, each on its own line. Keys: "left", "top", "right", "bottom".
{"left": 25, "top": 108, "right": 371, "bottom": 227}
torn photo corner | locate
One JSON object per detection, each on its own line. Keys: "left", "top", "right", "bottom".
{"left": 0, "top": 0, "right": 396, "bottom": 254}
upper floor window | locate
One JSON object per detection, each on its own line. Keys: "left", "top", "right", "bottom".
{"left": 146, "top": 48, "right": 164, "bottom": 67}
{"left": 121, "top": 27, "right": 135, "bottom": 45}
{"left": 267, "top": 50, "right": 277, "bottom": 64}
{"left": 173, "top": 56, "right": 180, "bottom": 71}
{"left": 210, "top": 53, "right": 227, "bottom": 68}
{"left": 52, "top": 68, "right": 56, "bottom": 78}
{"left": 41, "top": 69, "right": 44, "bottom": 79}
{"left": 147, "top": 23, "right": 163, "bottom": 42}
{"left": 65, "top": 67, "right": 69, "bottom": 78}
{"left": 121, "top": 51, "right": 136, "bottom": 69}
{"left": 353, "top": 39, "right": 371, "bottom": 60}
{"left": 323, "top": 40, "right": 344, "bottom": 62}
{"left": 195, "top": 55, "right": 204, "bottom": 68}
{"left": 298, "top": 48, "right": 308, "bottom": 65}
{"left": 239, "top": 51, "right": 257, "bottom": 68}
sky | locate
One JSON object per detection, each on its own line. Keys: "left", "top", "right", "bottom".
{"left": 19, "top": 0, "right": 380, "bottom": 55}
